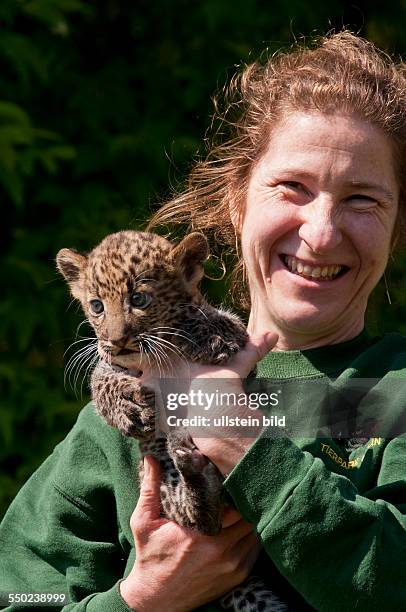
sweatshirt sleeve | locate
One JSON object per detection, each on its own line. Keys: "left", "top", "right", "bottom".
{"left": 223, "top": 435, "right": 406, "bottom": 611}
{"left": 0, "top": 406, "right": 138, "bottom": 612}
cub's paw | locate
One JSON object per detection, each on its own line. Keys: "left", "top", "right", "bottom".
{"left": 118, "top": 383, "right": 155, "bottom": 438}
{"left": 167, "top": 431, "right": 221, "bottom": 482}
{"left": 207, "top": 335, "right": 242, "bottom": 364}
{"left": 171, "top": 443, "right": 209, "bottom": 478}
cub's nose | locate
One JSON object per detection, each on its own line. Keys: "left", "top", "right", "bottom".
{"left": 110, "top": 334, "right": 130, "bottom": 348}
{"left": 106, "top": 334, "right": 139, "bottom": 356}
{"left": 105, "top": 335, "right": 130, "bottom": 356}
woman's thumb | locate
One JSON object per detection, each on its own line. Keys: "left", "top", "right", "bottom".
{"left": 236, "top": 331, "right": 278, "bottom": 376}
{"left": 135, "top": 454, "right": 162, "bottom": 521}
{"left": 254, "top": 331, "right": 278, "bottom": 361}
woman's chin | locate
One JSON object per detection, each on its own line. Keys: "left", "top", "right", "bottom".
{"left": 250, "top": 296, "right": 343, "bottom": 337}
{"left": 272, "top": 304, "right": 352, "bottom": 340}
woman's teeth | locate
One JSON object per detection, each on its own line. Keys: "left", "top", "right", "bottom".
{"left": 284, "top": 255, "right": 343, "bottom": 280}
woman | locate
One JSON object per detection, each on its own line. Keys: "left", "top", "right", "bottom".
{"left": 121, "top": 31, "right": 406, "bottom": 610}
{"left": 1, "top": 31, "right": 405, "bottom": 611}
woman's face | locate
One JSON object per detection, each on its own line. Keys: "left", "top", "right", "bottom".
{"left": 241, "top": 112, "right": 399, "bottom": 348}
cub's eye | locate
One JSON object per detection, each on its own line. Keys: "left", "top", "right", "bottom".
{"left": 90, "top": 299, "right": 104, "bottom": 315}
{"left": 130, "top": 292, "right": 151, "bottom": 309}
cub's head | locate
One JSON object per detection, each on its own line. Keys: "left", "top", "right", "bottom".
{"left": 56, "top": 231, "right": 208, "bottom": 369}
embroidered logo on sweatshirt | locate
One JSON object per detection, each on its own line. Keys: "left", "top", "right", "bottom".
{"left": 320, "top": 438, "right": 382, "bottom": 468}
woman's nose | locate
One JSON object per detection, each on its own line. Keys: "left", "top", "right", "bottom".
{"left": 298, "top": 197, "right": 342, "bottom": 254}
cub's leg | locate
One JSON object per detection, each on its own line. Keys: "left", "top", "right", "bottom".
{"left": 91, "top": 361, "right": 155, "bottom": 438}
{"left": 166, "top": 430, "right": 224, "bottom": 535}
{"left": 140, "top": 434, "right": 224, "bottom": 535}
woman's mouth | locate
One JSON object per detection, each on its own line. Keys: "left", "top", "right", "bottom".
{"left": 281, "top": 255, "right": 349, "bottom": 281}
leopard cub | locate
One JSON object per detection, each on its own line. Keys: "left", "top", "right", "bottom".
{"left": 57, "top": 230, "right": 291, "bottom": 612}
{"left": 57, "top": 230, "right": 247, "bottom": 535}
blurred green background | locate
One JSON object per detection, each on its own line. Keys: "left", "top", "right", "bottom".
{"left": 2, "top": 0, "right": 406, "bottom": 518}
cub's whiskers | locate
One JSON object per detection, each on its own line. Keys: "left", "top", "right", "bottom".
{"left": 64, "top": 336, "right": 98, "bottom": 398}
{"left": 141, "top": 336, "right": 171, "bottom": 377}
{"left": 149, "top": 326, "right": 199, "bottom": 349}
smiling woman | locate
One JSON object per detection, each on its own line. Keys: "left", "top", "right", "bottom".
{"left": 1, "top": 30, "right": 406, "bottom": 612}
{"left": 241, "top": 112, "right": 399, "bottom": 348}
{"left": 150, "top": 32, "right": 406, "bottom": 323}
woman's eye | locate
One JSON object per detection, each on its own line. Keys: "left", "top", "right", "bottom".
{"left": 278, "top": 181, "right": 310, "bottom": 197}
{"left": 347, "top": 194, "right": 377, "bottom": 208}
{"left": 130, "top": 292, "right": 151, "bottom": 309}
{"left": 281, "top": 181, "right": 303, "bottom": 190}
{"left": 90, "top": 299, "right": 104, "bottom": 315}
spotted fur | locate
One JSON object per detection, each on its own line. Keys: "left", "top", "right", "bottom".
{"left": 57, "top": 230, "right": 291, "bottom": 612}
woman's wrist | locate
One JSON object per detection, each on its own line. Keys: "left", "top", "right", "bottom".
{"left": 119, "top": 574, "right": 148, "bottom": 611}
{"left": 119, "top": 575, "right": 189, "bottom": 612}
{"left": 194, "top": 435, "right": 255, "bottom": 475}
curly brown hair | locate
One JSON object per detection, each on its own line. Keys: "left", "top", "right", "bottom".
{"left": 148, "top": 31, "right": 406, "bottom": 310}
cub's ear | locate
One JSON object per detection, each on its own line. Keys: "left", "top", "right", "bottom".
{"left": 171, "top": 232, "right": 209, "bottom": 290}
{"left": 56, "top": 248, "right": 87, "bottom": 300}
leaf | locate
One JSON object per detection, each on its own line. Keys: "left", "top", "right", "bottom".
{"left": 0, "top": 33, "right": 49, "bottom": 85}
{"left": 36, "top": 144, "right": 76, "bottom": 173}
{"left": 0, "top": 125, "right": 33, "bottom": 146}
{"left": 0, "top": 102, "right": 31, "bottom": 126}
{"left": 0, "top": 142, "right": 17, "bottom": 171}
{"left": 31, "top": 127, "right": 60, "bottom": 141}
{"left": 22, "top": 0, "right": 93, "bottom": 29}
{"left": 46, "top": 145, "right": 76, "bottom": 160}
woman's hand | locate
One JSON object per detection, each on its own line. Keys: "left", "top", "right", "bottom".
{"left": 188, "top": 332, "right": 278, "bottom": 475}
{"left": 120, "top": 455, "right": 261, "bottom": 612}
{"left": 140, "top": 332, "right": 277, "bottom": 476}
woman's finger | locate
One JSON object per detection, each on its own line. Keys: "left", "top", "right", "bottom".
{"left": 221, "top": 506, "right": 243, "bottom": 528}
{"left": 221, "top": 516, "right": 255, "bottom": 542}
{"left": 220, "top": 532, "right": 261, "bottom": 583}
{"left": 230, "top": 536, "right": 262, "bottom": 573}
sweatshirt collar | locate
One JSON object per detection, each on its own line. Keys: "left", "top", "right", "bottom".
{"left": 256, "top": 329, "right": 373, "bottom": 379}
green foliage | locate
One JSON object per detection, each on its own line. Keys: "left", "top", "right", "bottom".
{"left": 2, "top": 0, "right": 406, "bottom": 518}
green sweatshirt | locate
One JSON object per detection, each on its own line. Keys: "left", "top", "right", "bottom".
{"left": 0, "top": 331, "right": 405, "bottom": 611}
